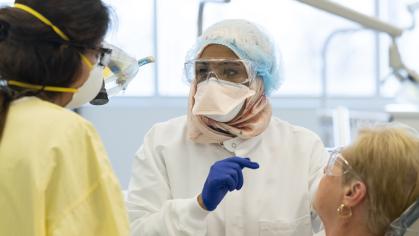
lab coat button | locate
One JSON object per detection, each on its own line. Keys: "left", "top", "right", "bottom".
{"left": 231, "top": 143, "right": 237, "bottom": 149}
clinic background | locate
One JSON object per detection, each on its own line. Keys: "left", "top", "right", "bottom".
{"left": 2, "top": 0, "right": 419, "bottom": 189}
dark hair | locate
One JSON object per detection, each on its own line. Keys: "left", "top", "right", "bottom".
{"left": 0, "top": 0, "right": 110, "bottom": 140}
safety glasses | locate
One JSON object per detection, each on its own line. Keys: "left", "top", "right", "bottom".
{"left": 184, "top": 58, "right": 256, "bottom": 85}
{"left": 324, "top": 148, "right": 362, "bottom": 180}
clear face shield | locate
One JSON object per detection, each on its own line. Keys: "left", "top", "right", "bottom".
{"left": 184, "top": 58, "right": 257, "bottom": 86}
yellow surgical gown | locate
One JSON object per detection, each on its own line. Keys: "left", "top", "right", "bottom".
{"left": 0, "top": 97, "right": 129, "bottom": 236}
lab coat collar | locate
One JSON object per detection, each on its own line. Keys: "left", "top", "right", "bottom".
{"left": 221, "top": 129, "right": 265, "bottom": 154}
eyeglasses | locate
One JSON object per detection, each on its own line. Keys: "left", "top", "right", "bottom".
{"left": 54, "top": 40, "right": 113, "bottom": 67}
{"left": 184, "top": 58, "right": 256, "bottom": 85}
{"left": 80, "top": 46, "right": 112, "bottom": 70}
{"left": 95, "top": 47, "right": 112, "bottom": 67}
{"left": 324, "top": 148, "right": 362, "bottom": 179}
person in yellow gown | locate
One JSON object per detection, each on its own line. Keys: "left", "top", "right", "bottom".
{"left": 0, "top": 1, "right": 129, "bottom": 235}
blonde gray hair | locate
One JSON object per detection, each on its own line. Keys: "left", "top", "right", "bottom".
{"left": 341, "top": 123, "right": 419, "bottom": 235}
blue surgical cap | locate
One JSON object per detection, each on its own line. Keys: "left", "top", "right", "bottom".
{"left": 186, "top": 19, "right": 282, "bottom": 95}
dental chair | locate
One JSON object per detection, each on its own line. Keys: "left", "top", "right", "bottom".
{"left": 386, "top": 199, "right": 419, "bottom": 236}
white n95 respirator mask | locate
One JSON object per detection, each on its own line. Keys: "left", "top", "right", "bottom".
{"left": 192, "top": 78, "right": 255, "bottom": 122}
{"left": 66, "top": 64, "right": 104, "bottom": 109}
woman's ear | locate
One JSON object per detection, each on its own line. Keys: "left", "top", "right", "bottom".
{"left": 342, "top": 180, "right": 367, "bottom": 207}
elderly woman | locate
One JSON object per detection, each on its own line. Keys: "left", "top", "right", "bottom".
{"left": 313, "top": 123, "right": 419, "bottom": 236}
{"left": 126, "top": 19, "right": 328, "bottom": 236}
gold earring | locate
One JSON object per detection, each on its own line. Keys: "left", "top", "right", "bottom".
{"left": 337, "top": 203, "right": 352, "bottom": 218}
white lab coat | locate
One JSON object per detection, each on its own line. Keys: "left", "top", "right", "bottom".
{"left": 127, "top": 115, "right": 328, "bottom": 236}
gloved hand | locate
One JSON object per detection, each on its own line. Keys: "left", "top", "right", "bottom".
{"left": 200, "top": 157, "right": 259, "bottom": 211}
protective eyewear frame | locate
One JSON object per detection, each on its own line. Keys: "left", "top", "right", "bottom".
{"left": 325, "top": 148, "right": 362, "bottom": 180}
{"left": 184, "top": 58, "right": 256, "bottom": 85}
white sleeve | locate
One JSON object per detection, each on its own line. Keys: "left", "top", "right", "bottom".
{"left": 126, "top": 129, "right": 209, "bottom": 236}
{"left": 308, "top": 137, "right": 328, "bottom": 234}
